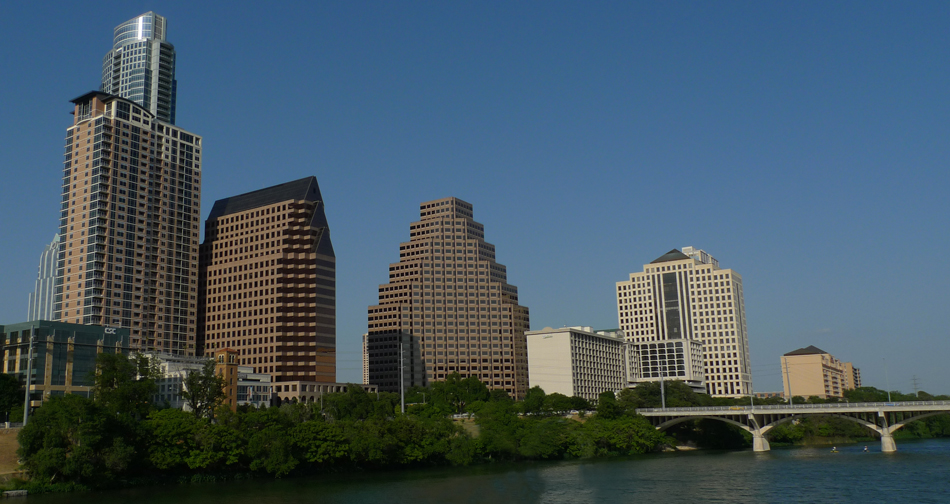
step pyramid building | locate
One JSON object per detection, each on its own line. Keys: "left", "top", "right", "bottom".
{"left": 366, "top": 197, "right": 530, "bottom": 399}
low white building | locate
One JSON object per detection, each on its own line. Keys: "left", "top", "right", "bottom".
{"left": 146, "top": 352, "right": 273, "bottom": 410}
{"left": 238, "top": 368, "right": 273, "bottom": 408}
{"left": 525, "top": 326, "right": 627, "bottom": 403}
{"left": 147, "top": 352, "right": 206, "bottom": 409}
{"left": 627, "top": 339, "right": 706, "bottom": 393}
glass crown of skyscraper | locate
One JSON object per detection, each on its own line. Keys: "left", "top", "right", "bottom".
{"left": 101, "top": 12, "right": 177, "bottom": 124}
{"left": 112, "top": 11, "right": 167, "bottom": 48}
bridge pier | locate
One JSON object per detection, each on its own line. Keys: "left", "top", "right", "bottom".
{"left": 880, "top": 432, "right": 897, "bottom": 453}
{"left": 752, "top": 431, "right": 770, "bottom": 452}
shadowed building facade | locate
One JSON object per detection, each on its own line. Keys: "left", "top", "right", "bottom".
{"left": 197, "top": 177, "right": 335, "bottom": 384}
{"left": 0, "top": 321, "right": 129, "bottom": 407}
{"left": 367, "top": 197, "right": 530, "bottom": 399}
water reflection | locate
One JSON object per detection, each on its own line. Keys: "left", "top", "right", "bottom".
{"left": 27, "top": 439, "right": 950, "bottom": 504}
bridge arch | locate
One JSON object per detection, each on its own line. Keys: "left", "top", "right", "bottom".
{"left": 655, "top": 415, "right": 754, "bottom": 434}
{"left": 760, "top": 413, "right": 882, "bottom": 436}
{"left": 889, "top": 411, "right": 945, "bottom": 432}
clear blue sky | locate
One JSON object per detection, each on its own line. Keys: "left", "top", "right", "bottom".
{"left": 1, "top": 2, "right": 948, "bottom": 393}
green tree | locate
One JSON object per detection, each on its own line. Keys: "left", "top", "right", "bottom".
{"left": 621, "top": 381, "right": 709, "bottom": 409}
{"left": 0, "top": 373, "right": 23, "bottom": 421}
{"left": 475, "top": 398, "right": 521, "bottom": 459}
{"left": 522, "top": 386, "right": 547, "bottom": 415}
{"left": 584, "top": 415, "right": 666, "bottom": 455}
{"left": 292, "top": 419, "right": 348, "bottom": 466}
{"left": 596, "top": 391, "right": 622, "bottom": 419}
{"left": 430, "top": 373, "right": 490, "bottom": 414}
{"left": 17, "top": 394, "right": 135, "bottom": 486}
{"left": 92, "top": 353, "right": 158, "bottom": 421}
{"left": 489, "top": 388, "right": 512, "bottom": 403}
{"left": 182, "top": 359, "right": 226, "bottom": 419}
{"left": 543, "top": 393, "right": 574, "bottom": 415}
{"left": 518, "top": 417, "right": 569, "bottom": 459}
{"left": 143, "top": 408, "right": 199, "bottom": 473}
{"left": 570, "top": 396, "right": 592, "bottom": 411}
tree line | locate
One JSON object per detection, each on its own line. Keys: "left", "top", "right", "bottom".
{"left": 12, "top": 354, "right": 950, "bottom": 492}
{"left": 14, "top": 354, "right": 666, "bottom": 492}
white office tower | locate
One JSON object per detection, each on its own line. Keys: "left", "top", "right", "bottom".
{"left": 616, "top": 248, "right": 752, "bottom": 397}
{"left": 27, "top": 234, "right": 61, "bottom": 321}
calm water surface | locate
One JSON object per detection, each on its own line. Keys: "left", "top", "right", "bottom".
{"left": 30, "top": 439, "right": 950, "bottom": 504}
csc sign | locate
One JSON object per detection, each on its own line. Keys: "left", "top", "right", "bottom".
{"left": 104, "top": 327, "right": 117, "bottom": 335}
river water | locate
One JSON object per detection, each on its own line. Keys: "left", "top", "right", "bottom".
{"left": 29, "top": 439, "right": 950, "bottom": 504}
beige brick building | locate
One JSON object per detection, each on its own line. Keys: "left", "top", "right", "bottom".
{"left": 56, "top": 91, "right": 201, "bottom": 354}
{"left": 616, "top": 247, "right": 752, "bottom": 397}
{"left": 197, "top": 177, "right": 335, "bottom": 383}
{"left": 781, "top": 346, "right": 861, "bottom": 399}
{"left": 366, "top": 197, "right": 530, "bottom": 399}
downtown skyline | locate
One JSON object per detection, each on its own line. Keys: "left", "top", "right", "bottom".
{"left": 1, "top": 2, "right": 948, "bottom": 393}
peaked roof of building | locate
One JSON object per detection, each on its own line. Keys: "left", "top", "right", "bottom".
{"left": 650, "top": 249, "right": 691, "bottom": 264}
{"left": 205, "top": 176, "right": 334, "bottom": 258}
{"left": 207, "top": 177, "right": 322, "bottom": 220}
{"left": 784, "top": 345, "right": 829, "bottom": 356}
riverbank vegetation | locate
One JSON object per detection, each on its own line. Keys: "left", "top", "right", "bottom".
{"left": 13, "top": 354, "right": 950, "bottom": 492}
{"left": 14, "top": 355, "right": 667, "bottom": 492}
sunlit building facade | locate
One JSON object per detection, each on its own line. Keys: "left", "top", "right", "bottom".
{"left": 616, "top": 248, "right": 752, "bottom": 397}
{"left": 781, "top": 346, "right": 861, "bottom": 399}
{"left": 55, "top": 91, "right": 201, "bottom": 355}
{"left": 197, "top": 177, "right": 336, "bottom": 384}
{"left": 526, "top": 326, "right": 627, "bottom": 403}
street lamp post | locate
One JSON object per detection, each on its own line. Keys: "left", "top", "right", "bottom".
{"left": 399, "top": 341, "right": 405, "bottom": 414}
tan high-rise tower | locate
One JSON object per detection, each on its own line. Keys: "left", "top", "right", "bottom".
{"left": 197, "top": 177, "right": 335, "bottom": 383}
{"left": 56, "top": 91, "right": 201, "bottom": 354}
{"left": 366, "top": 198, "right": 530, "bottom": 399}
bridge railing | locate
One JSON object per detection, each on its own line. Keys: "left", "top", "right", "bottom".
{"left": 637, "top": 400, "right": 950, "bottom": 414}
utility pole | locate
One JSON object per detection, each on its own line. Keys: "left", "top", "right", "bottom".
{"left": 783, "top": 357, "right": 793, "bottom": 406}
{"left": 884, "top": 358, "right": 892, "bottom": 402}
{"left": 659, "top": 363, "right": 666, "bottom": 409}
{"left": 399, "top": 341, "right": 405, "bottom": 414}
{"left": 21, "top": 325, "right": 35, "bottom": 426}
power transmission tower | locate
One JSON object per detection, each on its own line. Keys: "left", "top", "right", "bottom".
{"left": 911, "top": 375, "right": 921, "bottom": 398}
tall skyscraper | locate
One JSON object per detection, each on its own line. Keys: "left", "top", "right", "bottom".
{"left": 101, "top": 12, "right": 177, "bottom": 124}
{"left": 56, "top": 91, "right": 202, "bottom": 355}
{"left": 367, "top": 197, "right": 530, "bottom": 399}
{"left": 197, "top": 177, "right": 336, "bottom": 383}
{"left": 27, "top": 234, "right": 60, "bottom": 321}
{"left": 616, "top": 247, "right": 752, "bottom": 397}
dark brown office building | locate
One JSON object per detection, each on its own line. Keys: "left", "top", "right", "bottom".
{"left": 197, "top": 177, "right": 335, "bottom": 383}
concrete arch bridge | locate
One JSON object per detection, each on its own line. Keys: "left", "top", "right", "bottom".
{"left": 637, "top": 401, "right": 950, "bottom": 452}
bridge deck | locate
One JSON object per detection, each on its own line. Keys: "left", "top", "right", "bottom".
{"left": 637, "top": 400, "right": 950, "bottom": 416}
{"left": 636, "top": 401, "right": 950, "bottom": 453}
